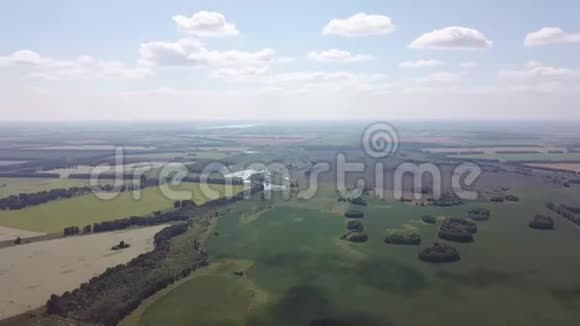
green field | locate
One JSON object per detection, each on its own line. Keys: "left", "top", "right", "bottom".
{"left": 0, "top": 178, "right": 100, "bottom": 199}
{"left": 133, "top": 183, "right": 580, "bottom": 326}
{"left": 0, "top": 183, "right": 242, "bottom": 233}
{"left": 448, "top": 152, "right": 580, "bottom": 162}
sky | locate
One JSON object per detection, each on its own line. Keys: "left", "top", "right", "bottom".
{"left": 1, "top": 0, "right": 580, "bottom": 121}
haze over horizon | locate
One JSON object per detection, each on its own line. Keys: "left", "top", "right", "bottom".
{"left": 1, "top": 0, "right": 580, "bottom": 121}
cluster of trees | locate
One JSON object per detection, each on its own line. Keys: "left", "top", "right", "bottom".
{"left": 529, "top": 214, "right": 555, "bottom": 230}
{"left": 63, "top": 226, "right": 80, "bottom": 235}
{"left": 431, "top": 193, "right": 463, "bottom": 207}
{"left": 438, "top": 217, "right": 477, "bottom": 242}
{"left": 468, "top": 208, "right": 491, "bottom": 221}
{"left": 0, "top": 186, "right": 94, "bottom": 210}
{"left": 337, "top": 196, "right": 367, "bottom": 206}
{"left": 384, "top": 229, "right": 422, "bottom": 245}
{"left": 418, "top": 242, "right": 461, "bottom": 263}
{"left": 344, "top": 209, "right": 364, "bottom": 219}
{"left": 46, "top": 223, "right": 204, "bottom": 326}
{"left": 546, "top": 202, "right": 580, "bottom": 226}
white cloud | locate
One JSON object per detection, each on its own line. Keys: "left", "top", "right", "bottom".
{"left": 277, "top": 57, "right": 296, "bottom": 64}
{"left": 499, "top": 62, "right": 579, "bottom": 83}
{"left": 459, "top": 61, "right": 478, "bottom": 68}
{"left": 322, "top": 13, "right": 396, "bottom": 37}
{"left": 399, "top": 59, "right": 443, "bottom": 68}
{"left": 524, "top": 27, "right": 580, "bottom": 47}
{"left": 172, "top": 11, "right": 239, "bottom": 37}
{"left": 307, "top": 49, "right": 372, "bottom": 62}
{"left": 417, "top": 72, "right": 462, "bottom": 83}
{"left": 0, "top": 50, "right": 150, "bottom": 80}
{"left": 139, "top": 39, "right": 202, "bottom": 66}
{"left": 189, "top": 48, "right": 275, "bottom": 67}
{"left": 139, "top": 38, "right": 275, "bottom": 71}
{"left": 409, "top": 26, "right": 492, "bottom": 49}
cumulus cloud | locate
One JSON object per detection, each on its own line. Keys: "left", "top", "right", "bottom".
{"left": 322, "top": 13, "right": 396, "bottom": 37}
{"left": 0, "top": 50, "right": 150, "bottom": 80}
{"left": 307, "top": 49, "right": 372, "bottom": 62}
{"left": 409, "top": 26, "right": 492, "bottom": 49}
{"left": 172, "top": 11, "right": 239, "bottom": 37}
{"left": 139, "top": 38, "right": 275, "bottom": 71}
{"left": 139, "top": 39, "right": 202, "bottom": 66}
{"left": 399, "top": 59, "right": 443, "bottom": 68}
{"left": 524, "top": 27, "right": 580, "bottom": 47}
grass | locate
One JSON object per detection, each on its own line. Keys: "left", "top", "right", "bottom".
{"left": 448, "top": 152, "right": 580, "bottom": 162}
{"left": 135, "top": 182, "right": 580, "bottom": 326}
{"left": 0, "top": 183, "right": 242, "bottom": 233}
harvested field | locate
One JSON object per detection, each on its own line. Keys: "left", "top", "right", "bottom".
{"left": 524, "top": 163, "right": 580, "bottom": 173}
{"left": 0, "top": 225, "right": 167, "bottom": 319}
{"left": 0, "top": 226, "right": 45, "bottom": 242}
{"left": 422, "top": 146, "right": 565, "bottom": 154}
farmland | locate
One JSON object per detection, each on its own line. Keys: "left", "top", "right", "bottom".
{"left": 126, "top": 180, "right": 580, "bottom": 326}
{"left": 422, "top": 146, "right": 566, "bottom": 154}
{"left": 0, "top": 224, "right": 167, "bottom": 319}
{"left": 0, "top": 178, "right": 101, "bottom": 198}
{"left": 0, "top": 183, "right": 242, "bottom": 233}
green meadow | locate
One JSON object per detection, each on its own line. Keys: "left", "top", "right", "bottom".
{"left": 134, "top": 184, "right": 580, "bottom": 326}
{"left": 0, "top": 183, "right": 242, "bottom": 233}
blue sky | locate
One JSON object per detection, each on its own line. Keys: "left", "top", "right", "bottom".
{"left": 1, "top": 0, "right": 580, "bottom": 120}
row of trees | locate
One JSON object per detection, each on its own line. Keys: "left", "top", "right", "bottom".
{"left": 0, "top": 186, "right": 94, "bottom": 210}
{"left": 547, "top": 201, "right": 580, "bottom": 226}
{"left": 46, "top": 223, "right": 201, "bottom": 326}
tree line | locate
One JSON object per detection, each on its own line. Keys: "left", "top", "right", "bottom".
{"left": 0, "top": 186, "right": 94, "bottom": 210}
{"left": 46, "top": 223, "right": 200, "bottom": 325}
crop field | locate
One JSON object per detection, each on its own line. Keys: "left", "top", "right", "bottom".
{"left": 128, "top": 181, "right": 580, "bottom": 326}
{"left": 0, "top": 224, "right": 167, "bottom": 319}
{"left": 0, "top": 183, "right": 242, "bottom": 233}
{"left": 447, "top": 152, "right": 580, "bottom": 162}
